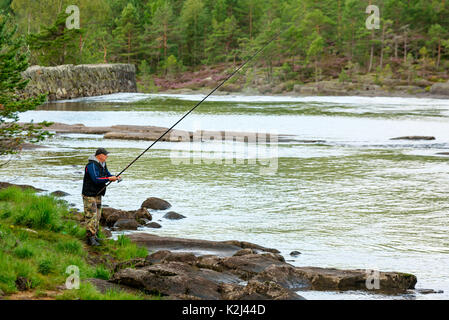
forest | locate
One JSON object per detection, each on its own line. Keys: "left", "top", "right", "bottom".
{"left": 1, "top": 0, "right": 449, "bottom": 88}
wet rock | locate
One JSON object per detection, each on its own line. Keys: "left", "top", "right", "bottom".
{"left": 220, "top": 280, "right": 305, "bottom": 300}
{"left": 163, "top": 211, "right": 186, "bottom": 220}
{"left": 290, "top": 251, "right": 301, "bottom": 257}
{"left": 51, "top": 190, "right": 70, "bottom": 197}
{"left": 390, "top": 136, "right": 436, "bottom": 141}
{"left": 113, "top": 219, "right": 140, "bottom": 231}
{"left": 292, "top": 267, "right": 417, "bottom": 291}
{"left": 101, "top": 207, "right": 151, "bottom": 228}
{"left": 415, "top": 289, "right": 444, "bottom": 294}
{"left": 145, "top": 222, "right": 162, "bottom": 229}
{"left": 141, "top": 197, "right": 172, "bottom": 210}
{"left": 128, "top": 233, "right": 278, "bottom": 257}
{"left": 253, "top": 265, "right": 310, "bottom": 290}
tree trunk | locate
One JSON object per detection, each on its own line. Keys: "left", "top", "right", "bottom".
{"left": 128, "top": 32, "right": 131, "bottom": 64}
{"left": 380, "top": 24, "right": 385, "bottom": 69}
{"left": 437, "top": 40, "right": 441, "bottom": 69}
{"left": 368, "top": 30, "right": 374, "bottom": 73}
{"left": 403, "top": 31, "right": 407, "bottom": 63}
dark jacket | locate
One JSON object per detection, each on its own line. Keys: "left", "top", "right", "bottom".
{"left": 82, "top": 155, "right": 112, "bottom": 197}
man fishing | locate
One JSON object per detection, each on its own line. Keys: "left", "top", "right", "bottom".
{"left": 82, "top": 148, "right": 121, "bottom": 246}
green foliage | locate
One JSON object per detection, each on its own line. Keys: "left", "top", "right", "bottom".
{"left": 0, "top": 187, "right": 153, "bottom": 299}
{"left": 3, "top": 0, "right": 449, "bottom": 87}
{"left": 94, "top": 265, "right": 110, "bottom": 280}
{"left": 0, "top": 13, "right": 49, "bottom": 156}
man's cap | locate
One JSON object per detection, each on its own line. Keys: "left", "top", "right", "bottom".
{"left": 95, "top": 148, "right": 109, "bottom": 156}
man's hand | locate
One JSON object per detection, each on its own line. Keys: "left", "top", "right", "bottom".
{"left": 108, "top": 176, "right": 119, "bottom": 182}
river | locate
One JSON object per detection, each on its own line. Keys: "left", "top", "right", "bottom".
{"left": 5, "top": 92, "right": 449, "bottom": 300}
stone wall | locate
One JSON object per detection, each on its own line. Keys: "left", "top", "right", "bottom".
{"left": 21, "top": 64, "right": 137, "bottom": 101}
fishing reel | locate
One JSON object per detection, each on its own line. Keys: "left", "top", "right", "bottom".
{"left": 117, "top": 176, "right": 123, "bottom": 183}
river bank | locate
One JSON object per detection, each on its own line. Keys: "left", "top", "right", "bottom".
{"left": 0, "top": 182, "right": 427, "bottom": 300}
{"left": 144, "top": 63, "right": 449, "bottom": 100}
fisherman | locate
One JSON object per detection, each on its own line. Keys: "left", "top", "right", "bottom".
{"left": 82, "top": 148, "right": 121, "bottom": 246}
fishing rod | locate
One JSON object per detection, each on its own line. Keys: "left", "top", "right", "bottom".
{"left": 97, "top": 30, "right": 284, "bottom": 196}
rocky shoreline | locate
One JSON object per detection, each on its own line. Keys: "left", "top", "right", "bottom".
{"left": 70, "top": 195, "right": 419, "bottom": 299}
{"left": 0, "top": 182, "right": 431, "bottom": 300}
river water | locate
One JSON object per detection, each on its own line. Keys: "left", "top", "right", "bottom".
{"left": 5, "top": 92, "right": 449, "bottom": 300}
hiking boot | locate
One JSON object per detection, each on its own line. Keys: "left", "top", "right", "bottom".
{"left": 95, "top": 235, "right": 105, "bottom": 243}
{"left": 87, "top": 236, "right": 100, "bottom": 247}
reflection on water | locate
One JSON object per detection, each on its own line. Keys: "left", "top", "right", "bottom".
{"left": 4, "top": 93, "right": 449, "bottom": 300}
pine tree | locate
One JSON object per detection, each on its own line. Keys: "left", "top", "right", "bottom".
{"left": 112, "top": 3, "right": 142, "bottom": 64}
{"left": 27, "top": 12, "right": 84, "bottom": 66}
{"left": 0, "top": 13, "right": 49, "bottom": 156}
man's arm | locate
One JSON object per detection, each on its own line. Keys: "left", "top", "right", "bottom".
{"left": 87, "top": 163, "right": 110, "bottom": 184}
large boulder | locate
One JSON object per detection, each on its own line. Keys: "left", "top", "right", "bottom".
{"left": 110, "top": 261, "right": 303, "bottom": 300}
{"left": 113, "top": 219, "right": 140, "bottom": 231}
{"left": 430, "top": 81, "right": 449, "bottom": 96}
{"left": 141, "top": 197, "right": 172, "bottom": 210}
{"left": 101, "top": 207, "right": 151, "bottom": 228}
{"left": 163, "top": 211, "right": 186, "bottom": 220}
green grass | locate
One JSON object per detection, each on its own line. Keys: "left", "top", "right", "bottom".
{"left": 0, "top": 187, "right": 154, "bottom": 300}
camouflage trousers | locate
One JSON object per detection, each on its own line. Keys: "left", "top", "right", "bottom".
{"left": 82, "top": 195, "right": 102, "bottom": 237}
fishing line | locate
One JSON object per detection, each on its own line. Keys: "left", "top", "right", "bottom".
{"left": 97, "top": 29, "right": 284, "bottom": 196}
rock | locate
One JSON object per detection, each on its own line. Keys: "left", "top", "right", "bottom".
{"left": 101, "top": 207, "right": 152, "bottom": 228}
{"left": 146, "top": 250, "right": 197, "bottom": 264}
{"left": 15, "top": 277, "right": 30, "bottom": 291}
{"left": 21, "top": 64, "right": 137, "bottom": 101}
{"left": 390, "top": 136, "right": 435, "bottom": 141}
{"left": 430, "top": 81, "right": 449, "bottom": 96}
{"left": 415, "top": 289, "right": 444, "bottom": 294}
{"left": 113, "top": 258, "right": 148, "bottom": 272}
{"left": 128, "top": 233, "right": 279, "bottom": 257}
{"left": 220, "top": 280, "right": 305, "bottom": 300}
{"left": 233, "top": 249, "right": 258, "bottom": 256}
{"left": 111, "top": 262, "right": 226, "bottom": 299}
{"left": 141, "top": 197, "right": 172, "bottom": 210}
{"left": 163, "top": 211, "right": 186, "bottom": 220}
{"left": 113, "top": 219, "right": 140, "bottom": 231}
{"left": 290, "top": 251, "right": 301, "bottom": 257}
{"left": 51, "top": 190, "right": 70, "bottom": 197}
{"left": 0, "top": 182, "right": 44, "bottom": 192}
{"left": 253, "top": 265, "right": 310, "bottom": 290}
{"left": 221, "top": 253, "right": 288, "bottom": 280}
{"left": 292, "top": 267, "right": 417, "bottom": 292}
{"left": 111, "top": 261, "right": 301, "bottom": 300}
{"left": 100, "top": 228, "right": 112, "bottom": 238}
{"left": 145, "top": 222, "right": 162, "bottom": 228}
